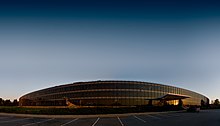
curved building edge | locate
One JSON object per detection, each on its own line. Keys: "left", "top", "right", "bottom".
{"left": 19, "top": 80, "right": 209, "bottom": 107}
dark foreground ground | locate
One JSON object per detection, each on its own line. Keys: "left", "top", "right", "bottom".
{"left": 0, "top": 109, "right": 220, "bottom": 126}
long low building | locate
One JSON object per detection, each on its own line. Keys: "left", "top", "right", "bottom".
{"left": 19, "top": 80, "right": 209, "bottom": 107}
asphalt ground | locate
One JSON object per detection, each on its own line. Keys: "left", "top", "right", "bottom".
{"left": 0, "top": 109, "right": 220, "bottom": 126}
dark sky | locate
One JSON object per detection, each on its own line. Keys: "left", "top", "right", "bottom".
{"left": 1, "top": 0, "right": 220, "bottom": 18}
{"left": 0, "top": 0, "right": 220, "bottom": 100}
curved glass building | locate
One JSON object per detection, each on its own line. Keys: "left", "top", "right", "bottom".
{"left": 19, "top": 80, "right": 209, "bottom": 107}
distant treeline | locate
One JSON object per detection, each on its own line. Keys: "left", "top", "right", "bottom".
{"left": 0, "top": 98, "right": 19, "bottom": 106}
{"left": 209, "top": 99, "right": 220, "bottom": 109}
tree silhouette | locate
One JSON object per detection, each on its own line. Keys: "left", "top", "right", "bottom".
{"left": 201, "top": 100, "right": 205, "bottom": 106}
{"left": 12, "top": 99, "right": 19, "bottom": 106}
{"left": 213, "top": 99, "right": 220, "bottom": 105}
{"left": 4, "top": 100, "right": 12, "bottom": 106}
{"left": 0, "top": 98, "right": 19, "bottom": 106}
{"left": 0, "top": 98, "right": 3, "bottom": 106}
{"left": 178, "top": 99, "right": 183, "bottom": 107}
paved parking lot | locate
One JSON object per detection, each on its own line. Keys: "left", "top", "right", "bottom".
{"left": 0, "top": 109, "right": 220, "bottom": 126}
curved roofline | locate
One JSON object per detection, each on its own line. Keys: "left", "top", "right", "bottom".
{"left": 20, "top": 80, "right": 209, "bottom": 99}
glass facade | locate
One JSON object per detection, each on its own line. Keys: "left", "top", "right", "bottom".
{"left": 19, "top": 80, "right": 209, "bottom": 107}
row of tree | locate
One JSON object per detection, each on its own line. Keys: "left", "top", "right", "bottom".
{"left": 0, "top": 98, "right": 19, "bottom": 106}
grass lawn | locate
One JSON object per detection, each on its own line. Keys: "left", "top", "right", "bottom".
{"left": 0, "top": 106, "right": 184, "bottom": 115}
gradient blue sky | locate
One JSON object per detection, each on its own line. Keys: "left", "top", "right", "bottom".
{"left": 0, "top": 0, "right": 220, "bottom": 101}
